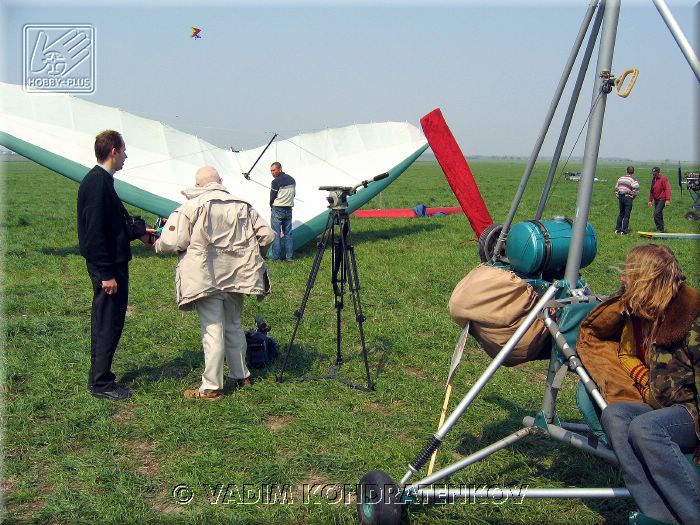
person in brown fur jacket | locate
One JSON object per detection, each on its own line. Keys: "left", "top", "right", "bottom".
{"left": 577, "top": 244, "right": 699, "bottom": 524}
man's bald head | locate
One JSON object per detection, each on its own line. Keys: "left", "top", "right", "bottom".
{"left": 195, "top": 165, "right": 222, "bottom": 187}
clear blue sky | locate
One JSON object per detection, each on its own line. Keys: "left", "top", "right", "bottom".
{"left": 1, "top": 1, "right": 698, "bottom": 162}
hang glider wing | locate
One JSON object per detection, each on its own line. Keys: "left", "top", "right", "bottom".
{"left": 0, "top": 82, "right": 428, "bottom": 249}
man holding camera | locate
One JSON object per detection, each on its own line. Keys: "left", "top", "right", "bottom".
{"left": 77, "top": 130, "right": 152, "bottom": 400}
{"left": 155, "top": 166, "right": 275, "bottom": 400}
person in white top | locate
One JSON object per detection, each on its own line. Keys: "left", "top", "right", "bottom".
{"left": 614, "top": 165, "right": 640, "bottom": 234}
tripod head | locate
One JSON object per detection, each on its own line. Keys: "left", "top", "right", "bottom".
{"left": 319, "top": 186, "right": 354, "bottom": 210}
{"left": 319, "top": 173, "right": 389, "bottom": 211}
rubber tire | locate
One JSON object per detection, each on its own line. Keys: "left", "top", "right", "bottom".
{"left": 356, "top": 471, "right": 403, "bottom": 525}
{"left": 478, "top": 223, "right": 504, "bottom": 262}
{"left": 684, "top": 210, "right": 699, "bottom": 221}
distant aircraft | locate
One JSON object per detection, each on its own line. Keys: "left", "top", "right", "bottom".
{"left": 191, "top": 27, "right": 202, "bottom": 39}
{"left": 0, "top": 82, "right": 427, "bottom": 249}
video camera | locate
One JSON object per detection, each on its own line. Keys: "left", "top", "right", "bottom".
{"left": 319, "top": 186, "right": 354, "bottom": 210}
{"left": 319, "top": 173, "right": 389, "bottom": 211}
{"left": 144, "top": 217, "right": 167, "bottom": 244}
{"left": 125, "top": 215, "right": 148, "bottom": 240}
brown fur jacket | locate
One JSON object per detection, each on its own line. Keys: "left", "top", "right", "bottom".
{"left": 577, "top": 284, "right": 700, "bottom": 462}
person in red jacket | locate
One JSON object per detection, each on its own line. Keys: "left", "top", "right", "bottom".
{"left": 647, "top": 166, "right": 671, "bottom": 232}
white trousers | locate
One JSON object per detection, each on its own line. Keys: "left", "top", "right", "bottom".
{"left": 195, "top": 292, "right": 250, "bottom": 392}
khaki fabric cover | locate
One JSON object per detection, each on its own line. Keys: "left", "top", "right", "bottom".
{"left": 448, "top": 264, "right": 551, "bottom": 366}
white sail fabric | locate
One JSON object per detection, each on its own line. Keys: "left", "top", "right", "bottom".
{"left": 0, "top": 82, "right": 427, "bottom": 247}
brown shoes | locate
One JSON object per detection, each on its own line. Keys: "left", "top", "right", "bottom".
{"left": 183, "top": 378, "right": 250, "bottom": 399}
{"left": 183, "top": 389, "right": 223, "bottom": 400}
{"left": 236, "top": 377, "right": 252, "bottom": 388}
{"left": 226, "top": 376, "right": 252, "bottom": 388}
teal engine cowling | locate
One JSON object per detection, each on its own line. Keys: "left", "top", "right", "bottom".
{"left": 505, "top": 218, "right": 597, "bottom": 279}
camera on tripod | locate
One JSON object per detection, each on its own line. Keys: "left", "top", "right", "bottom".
{"left": 319, "top": 173, "right": 389, "bottom": 211}
{"left": 276, "top": 172, "right": 390, "bottom": 391}
{"left": 319, "top": 186, "right": 353, "bottom": 210}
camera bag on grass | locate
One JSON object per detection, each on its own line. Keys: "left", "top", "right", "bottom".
{"left": 245, "top": 317, "right": 279, "bottom": 369}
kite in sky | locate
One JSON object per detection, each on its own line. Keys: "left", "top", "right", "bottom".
{"left": 191, "top": 27, "right": 202, "bottom": 39}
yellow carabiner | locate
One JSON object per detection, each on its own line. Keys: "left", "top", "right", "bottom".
{"left": 614, "top": 68, "right": 639, "bottom": 98}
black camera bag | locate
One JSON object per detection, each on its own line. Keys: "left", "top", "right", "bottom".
{"left": 245, "top": 318, "right": 279, "bottom": 369}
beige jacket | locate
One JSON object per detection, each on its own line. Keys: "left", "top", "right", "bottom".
{"left": 155, "top": 183, "right": 275, "bottom": 310}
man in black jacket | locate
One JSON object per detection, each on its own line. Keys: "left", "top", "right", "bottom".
{"left": 77, "top": 130, "right": 151, "bottom": 400}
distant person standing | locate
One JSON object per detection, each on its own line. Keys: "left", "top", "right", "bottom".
{"left": 648, "top": 166, "right": 671, "bottom": 233}
{"left": 77, "top": 130, "right": 152, "bottom": 401}
{"left": 269, "top": 162, "right": 296, "bottom": 261}
{"left": 614, "top": 166, "right": 640, "bottom": 234}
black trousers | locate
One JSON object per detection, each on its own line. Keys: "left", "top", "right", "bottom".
{"left": 653, "top": 199, "right": 666, "bottom": 232}
{"left": 615, "top": 195, "right": 634, "bottom": 232}
{"left": 86, "top": 262, "right": 129, "bottom": 393}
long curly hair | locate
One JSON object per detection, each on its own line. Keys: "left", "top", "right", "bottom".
{"left": 621, "top": 244, "right": 685, "bottom": 339}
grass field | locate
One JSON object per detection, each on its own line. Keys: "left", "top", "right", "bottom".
{"left": 2, "top": 158, "right": 699, "bottom": 524}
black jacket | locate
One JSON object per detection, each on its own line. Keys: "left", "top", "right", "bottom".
{"left": 77, "top": 166, "right": 141, "bottom": 280}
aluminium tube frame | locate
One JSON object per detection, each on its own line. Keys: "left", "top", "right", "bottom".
{"left": 398, "top": 282, "right": 560, "bottom": 487}
{"left": 564, "top": 0, "right": 621, "bottom": 286}
{"left": 405, "top": 422, "right": 627, "bottom": 502}
{"left": 535, "top": 4, "right": 606, "bottom": 219}
{"left": 435, "top": 283, "right": 559, "bottom": 437}
{"left": 491, "top": 0, "right": 600, "bottom": 261}
{"left": 541, "top": 308, "right": 608, "bottom": 411}
{"left": 413, "top": 487, "right": 630, "bottom": 502}
{"left": 652, "top": 0, "right": 700, "bottom": 83}
{"left": 406, "top": 428, "right": 534, "bottom": 491}
{"left": 398, "top": 289, "right": 623, "bottom": 496}
{"left": 392, "top": 0, "right": 650, "bottom": 506}
{"left": 522, "top": 416, "right": 618, "bottom": 463}
{"left": 561, "top": 421, "right": 594, "bottom": 433}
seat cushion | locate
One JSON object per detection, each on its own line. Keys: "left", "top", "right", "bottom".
{"left": 575, "top": 380, "right": 608, "bottom": 446}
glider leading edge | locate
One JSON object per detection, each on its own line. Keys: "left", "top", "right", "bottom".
{"left": 0, "top": 82, "right": 428, "bottom": 249}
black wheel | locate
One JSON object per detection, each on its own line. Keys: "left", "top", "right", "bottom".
{"left": 356, "top": 471, "right": 404, "bottom": 525}
{"left": 684, "top": 210, "right": 699, "bottom": 221}
{"left": 478, "top": 223, "right": 505, "bottom": 262}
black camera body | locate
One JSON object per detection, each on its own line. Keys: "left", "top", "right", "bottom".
{"left": 318, "top": 174, "right": 389, "bottom": 211}
{"left": 319, "top": 186, "right": 353, "bottom": 210}
{"left": 125, "top": 215, "right": 147, "bottom": 240}
{"left": 254, "top": 316, "right": 271, "bottom": 335}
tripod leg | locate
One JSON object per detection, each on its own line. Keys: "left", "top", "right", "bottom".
{"left": 341, "top": 216, "right": 374, "bottom": 391}
{"left": 277, "top": 211, "right": 335, "bottom": 382}
{"left": 332, "top": 219, "right": 345, "bottom": 368}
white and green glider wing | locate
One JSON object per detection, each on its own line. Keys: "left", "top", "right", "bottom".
{"left": 0, "top": 82, "right": 428, "bottom": 248}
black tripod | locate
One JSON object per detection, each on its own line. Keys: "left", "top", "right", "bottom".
{"left": 276, "top": 174, "right": 388, "bottom": 391}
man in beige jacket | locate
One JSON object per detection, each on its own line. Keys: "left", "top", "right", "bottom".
{"left": 155, "top": 166, "right": 275, "bottom": 400}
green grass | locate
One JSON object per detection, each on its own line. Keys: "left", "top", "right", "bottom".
{"left": 1, "top": 158, "right": 698, "bottom": 524}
